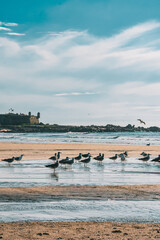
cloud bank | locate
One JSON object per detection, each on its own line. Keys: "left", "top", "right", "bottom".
{"left": 0, "top": 20, "right": 160, "bottom": 125}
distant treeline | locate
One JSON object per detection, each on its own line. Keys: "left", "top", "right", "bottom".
{"left": 1, "top": 123, "right": 160, "bottom": 133}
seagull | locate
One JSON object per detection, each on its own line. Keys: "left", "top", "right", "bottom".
{"left": 138, "top": 154, "right": 151, "bottom": 161}
{"left": 151, "top": 155, "right": 160, "bottom": 162}
{"left": 49, "top": 153, "right": 57, "bottom": 161}
{"left": 123, "top": 151, "right": 128, "bottom": 157}
{"left": 82, "top": 153, "right": 91, "bottom": 158}
{"left": 65, "top": 158, "right": 74, "bottom": 167}
{"left": 74, "top": 153, "right": 82, "bottom": 161}
{"left": 140, "top": 152, "right": 148, "bottom": 156}
{"left": 2, "top": 157, "right": 15, "bottom": 164}
{"left": 14, "top": 154, "right": 24, "bottom": 161}
{"left": 109, "top": 154, "right": 118, "bottom": 160}
{"left": 119, "top": 153, "right": 126, "bottom": 161}
{"left": 45, "top": 160, "right": 59, "bottom": 172}
{"left": 137, "top": 119, "right": 146, "bottom": 125}
{"left": 57, "top": 152, "right": 61, "bottom": 159}
{"left": 94, "top": 153, "right": 104, "bottom": 164}
{"left": 59, "top": 157, "right": 69, "bottom": 165}
{"left": 94, "top": 153, "right": 101, "bottom": 160}
{"left": 80, "top": 156, "right": 91, "bottom": 166}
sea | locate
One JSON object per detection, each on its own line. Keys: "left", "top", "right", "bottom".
{"left": 0, "top": 131, "right": 160, "bottom": 145}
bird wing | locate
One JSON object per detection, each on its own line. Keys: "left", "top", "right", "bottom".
{"left": 137, "top": 119, "right": 146, "bottom": 124}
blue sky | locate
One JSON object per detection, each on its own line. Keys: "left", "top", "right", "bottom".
{"left": 1, "top": 0, "right": 160, "bottom": 126}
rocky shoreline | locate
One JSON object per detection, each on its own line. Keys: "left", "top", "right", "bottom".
{"left": 0, "top": 123, "right": 160, "bottom": 133}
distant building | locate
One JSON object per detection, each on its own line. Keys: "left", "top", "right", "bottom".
{"left": 0, "top": 112, "right": 40, "bottom": 126}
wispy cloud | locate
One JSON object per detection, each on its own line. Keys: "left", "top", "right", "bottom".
{"left": 0, "top": 21, "right": 18, "bottom": 27}
{"left": 0, "top": 27, "right": 11, "bottom": 31}
{"left": 55, "top": 92, "right": 98, "bottom": 96}
{"left": 7, "top": 32, "right": 25, "bottom": 36}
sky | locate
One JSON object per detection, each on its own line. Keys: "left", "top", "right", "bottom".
{"left": 1, "top": 0, "right": 160, "bottom": 126}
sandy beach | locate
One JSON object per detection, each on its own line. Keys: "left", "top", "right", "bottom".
{"left": 0, "top": 142, "right": 160, "bottom": 239}
{"left": 0, "top": 185, "right": 160, "bottom": 201}
{"left": 0, "top": 222, "right": 160, "bottom": 240}
{"left": 0, "top": 142, "right": 159, "bottom": 160}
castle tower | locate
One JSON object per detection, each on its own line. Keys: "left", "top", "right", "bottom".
{"left": 37, "top": 112, "right": 40, "bottom": 119}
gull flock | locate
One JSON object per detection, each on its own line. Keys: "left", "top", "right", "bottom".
{"left": 1, "top": 151, "right": 160, "bottom": 173}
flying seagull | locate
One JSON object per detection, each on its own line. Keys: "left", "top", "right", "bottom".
{"left": 137, "top": 119, "right": 146, "bottom": 125}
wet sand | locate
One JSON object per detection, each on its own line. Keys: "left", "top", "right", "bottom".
{"left": 0, "top": 142, "right": 159, "bottom": 160}
{"left": 0, "top": 142, "right": 160, "bottom": 239}
{"left": 0, "top": 185, "right": 160, "bottom": 201}
{"left": 0, "top": 222, "right": 160, "bottom": 240}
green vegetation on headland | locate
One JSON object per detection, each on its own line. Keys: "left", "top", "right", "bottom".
{"left": 0, "top": 124, "right": 160, "bottom": 133}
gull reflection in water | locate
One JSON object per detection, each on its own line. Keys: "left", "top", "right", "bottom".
{"left": 83, "top": 166, "right": 91, "bottom": 172}
{"left": 96, "top": 164, "right": 105, "bottom": 171}
{"left": 50, "top": 172, "right": 59, "bottom": 181}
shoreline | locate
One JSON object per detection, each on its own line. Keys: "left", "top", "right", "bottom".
{"left": 0, "top": 142, "right": 159, "bottom": 160}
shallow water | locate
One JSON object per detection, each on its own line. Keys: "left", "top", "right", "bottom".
{"left": 0, "top": 132, "right": 160, "bottom": 145}
{"left": 0, "top": 158, "right": 160, "bottom": 187}
{"left": 0, "top": 199, "right": 160, "bottom": 223}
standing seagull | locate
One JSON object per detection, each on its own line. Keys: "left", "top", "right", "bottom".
{"left": 94, "top": 153, "right": 101, "bottom": 159}
{"left": 94, "top": 154, "right": 104, "bottom": 164}
{"left": 82, "top": 153, "right": 91, "bottom": 158}
{"left": 119, "top": 153, "right": 126, "bottom": 161}
{"left": 57, "top": 152, "right": 61, "bottom": 160}
{"left": 45, "top": 160, "right": 59, "bottom": 172}
{"left": 65, "top": 158, "right": 74, "bottom": 168}
{"left": 74, "top": 153, "right": 82, "bottom": 161}
{"left": 123, "top": 151, "right": 128, "bottom": 157}
{"left": 151, "top": 155, "right": 160, "bottom": 162}
{"left": 49, "top": 153, "right": 57, "bottom": 161}
{"left": 140, "top": 152, "right": 148, "bottom": 157}
{"left": 109, "top": 154, "right": 118, "bottom": 160}
{"left": 14, "top": 154, "right": 24, "bottom": 161}
{"left": 138, "top": 154, "right": 151, "bottom": 161}
{"left": 2, "top": 157, "right": 15, "bottom": 165}
{"left": 59, "top": 157, "right": 69, "bottom": 165}
{"left": 80, "top": 156, "right": 91, "bottom": 167}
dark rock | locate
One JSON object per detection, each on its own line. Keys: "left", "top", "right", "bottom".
{"left": 37, "top": 233, "right": 43, "bottom": 236}
{"left": 112, "top": 230, "right": 122, "bottom": 233}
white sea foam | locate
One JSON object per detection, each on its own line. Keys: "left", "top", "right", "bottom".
{"left": 0, "top": 132, "right": 160, "bottom": 145}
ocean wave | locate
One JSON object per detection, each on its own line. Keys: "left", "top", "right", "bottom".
{"left": 0, "top": 132, "right": 160, "bottom": 145}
